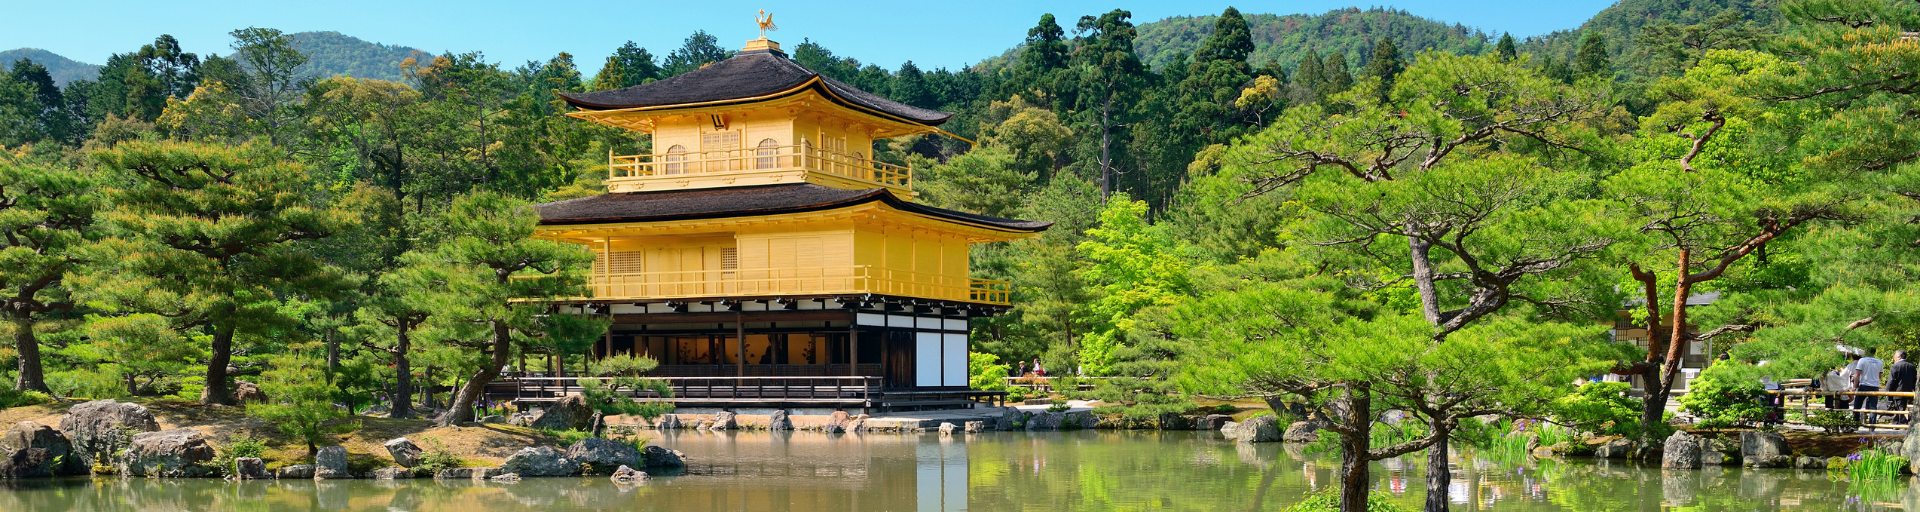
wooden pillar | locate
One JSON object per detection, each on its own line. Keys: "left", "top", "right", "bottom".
{"left": 849, "top": 310, "right": 859, "bottom": 378}
{"left": 735, "top": 312, "right": 746, "bottom": 385}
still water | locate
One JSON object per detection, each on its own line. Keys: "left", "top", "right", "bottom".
{"left": 0, "top": 430, "right": 1909, "bottom": 511}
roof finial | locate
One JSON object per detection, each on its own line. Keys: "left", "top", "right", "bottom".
{"left": 757, "top": 10, "right": 779, "bottom": 39}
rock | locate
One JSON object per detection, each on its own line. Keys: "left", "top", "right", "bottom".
{"left": 278, "top": 464, "right": 316, "bottom": 479}
{"left": 824, "top": 411, "right": 853, "bottom": 433}
{"left": 385, "top": 437, "right": 424, "bottom": 468}
{"left": 1740, "top": 431, "right": 1790, "bottom": 464}
{"left": 1218, "top": 421, "right": 1240, "bottom": 441}
{"left": 964, "top": 421, "right": 986, "bottom": 433}
{"left": 479, "top": 415, "right": 506, "bottom": 424}
{"left": 994, "top": 409, "right": 1019, "bottom": 431}
{"left": 1201, "top": 415, "right": 1234, "bottom": 431}
{"left": 372, "top": 466, "right": 411, "bottom": 479}
{"left": 1282, "top": 421, "right": 1320, "bottom": 443}
{"left": 362, "top": 404, "right": 390, "bottom": 416}
{"left": 119, "top": 428, "right": 217, "bottom": 478}
{"left": 713, "top": 411, "right": 738, "bottom": 430}
{"left": 938, "top": 422, "right": 959, "bottom": 435}
{"left": 763, "top": 410, "right": 792, "bottom": 431}
{"left": 654, "top": 414, "right": 682, "bottom": 430}
{"left": 490, "top": 472, "right": 522, "bottom": 481}
{"left": 1703, "top": 451, "right": 1729, "bottom": 465}
{"left": 1662, "top": 431, "right": 1703, "bottom": 469}
{"left": 508, "top": 413, "right": 536, "bottom": 426}
{"left": 530, "top": 396, "right": 596, "bottom": 431}
{"left": 641, "top": 445, "right": 684, "bottom": 468}
{"left": 435, "top": 467, "right": 503, "bottom": 479}
{"left": 57, "top": 399, "right": 159, "bottom": 469}
{"left": 314, "top": 446, "right": 349, "bottom": 479}
{"left": 1747, "top": 455, "right": 1793, "bottom": 468}
{"left": 231, "top": 380, "right": 268, "bottom": 403}
{"left": 1024, "top": 411, "right": 1062, "bottom": 431}
{"left": 501, "top": 446, "right": 575, "bottom": 477}
{"left": 0, "top": 421, "right": 82, "bottom": 477}
{"left": 1234, "top": 415, "right": 1282, "bottom": 443}
{"left": 1795, "top": 456, "right": 1827, "bottom": 469}
{"left": 850, "top": 414, "right": 872, "bottom": 433}
{"left": 565, "top": 438, "right": 640, "bottom": 474}
{"left": 232, "top": 457, "right": 267, "bottom": 479}
{"left": 1157, "top": 413, "right": 1194, "bottom": 430}
{"left": 610, "top": 464, "right": 649, "bottom": 484}
{"left": 1595, "top": 438, "right": 1638, "bottom": 459}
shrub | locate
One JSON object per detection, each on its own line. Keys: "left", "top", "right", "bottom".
{"left": 1808, "top": 409, "right": 1861, "bottom": 434}
{"left": 969, "top": 352, "right": 1010, "bottom": 391}
{"left": 1046, "top": 402, "right": 1071, "bottom": 413}
{"left": 410, "top": 437, "right": 465, "bottom": 477}
{"left": 1676, "top": 364, "right": 1768, "bottom": 431}
{"left": 0, "top": 388, "right": 52, "bottom": 409}
{"left": 1282, "top": 489, "right": 1412, "bottom": 512}
{"left": 202, "top": 433, "right": 267, "bottom": 477}
{"left": 1550, "top": 382, "right": 1644, "bottom": 437}
{"left": 252, "top": 350, "right": 360, "bottom": 456}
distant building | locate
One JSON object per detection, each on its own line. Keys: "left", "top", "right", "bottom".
{"left": 1607, "top": 291, "right": 1721, "bottom": 395}
{"left": 528, "top": 36, "right": 1049, "bottom": 411}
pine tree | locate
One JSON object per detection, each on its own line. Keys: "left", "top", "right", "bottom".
{"left": 1576, "top": 32, "right": 1612, "bottom": 78}
{"left": 1497, "top": 33, "right": 1519, "bottom": 62}
{"left": 1322, "top": 52, "right": 1353, "bottom": 95}
{"left": 1366, "top": 38, "right": 1403, "bottom": 98}
{"left": 0, "top": 160, "right": 101, "bottom": 392}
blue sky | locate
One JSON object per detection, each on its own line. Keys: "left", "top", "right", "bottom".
{"left": 5, "top": 0, "right": 1618, "bottom": 71}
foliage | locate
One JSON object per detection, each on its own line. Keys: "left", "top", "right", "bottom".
{"left": 250, "top": 349, "right": 359, "bottom": 456}
{"left": 1807, "top": 408, "right": 1861, "bottom": 435}
{"left": 1549, "top": 382, "right": 1645, "bottom": 437}
{"left": 579, "top": 353, "right": 674, "bottom": 426}
{"left": 968, "top": 352, "right": 1010, "bottom": 392}
{"left": 1676, "top": 363, "right": 1769, "bottom": 431}
{"left": 201, "top": 433, "right": 266, "bottom": 477}
{"left": 1046, "top": 402, "right": 1071, "bottom": 413}
{"left": 0, "top": 388, "right": 51, "bottom": 408}
{"left": 1847, "top": 441, "right": 1907, "bottom": 481}
{"left": 409, "top": 436, "right": 466, "bottom": 477}
{"left": 1280, "top": 489, "right": 1414, "bottom": 512}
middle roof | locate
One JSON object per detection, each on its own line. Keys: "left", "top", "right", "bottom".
{"left": 558, "top": 46, "right": 954, "bottom": 127}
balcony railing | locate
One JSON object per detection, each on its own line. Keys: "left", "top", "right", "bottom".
{"left": 609, "top": 144, "right": 910, "bottom": 190}
{"left": 577, "top": 265, "right": 1010, "bottom": 305}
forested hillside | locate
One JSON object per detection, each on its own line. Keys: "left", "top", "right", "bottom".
{"left": 1133, "top": 7, "right": 1492, "bottom": 71}
{"left": 1522, "top": 0, "right": 1783, "bottom": 70}
{"left": 0, "top": 49, "right": 101, "bottom": 86}
{"left": 289, "top": 31, "right": 429, "bottom": 81}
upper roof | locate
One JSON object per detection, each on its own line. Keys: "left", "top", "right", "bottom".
{"left": 536, "top": 184, "right": 1052, "bottom": 232}
{"left": 559, "top": 48, "right": 954, "bottom": 126}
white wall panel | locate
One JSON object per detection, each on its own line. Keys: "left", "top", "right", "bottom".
{"left": 942, "top": 333, "right": 967, "bottom": 387}
{"left": 916, "top": 333, "right": 942, "bottom": 387}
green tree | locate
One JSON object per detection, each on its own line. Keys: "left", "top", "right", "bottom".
{"left": 589, "top": 41, "right": 661, "bottom": 91}
{"left": 579, "top": 354, "right": 673, "bottom": 434}
{"left": 224, "top": 28, "right": 310, "bottom": 147}
{"left": 1496, "top": 33, "right": 1518, "bottom": 62}
{"left": 1575, "top": 32, "right": 1612, "bottom": 78}
{"left": 663, "top": 31, "right": 734, "bottom": 77}
{"left": 0, "top": 159, "right": 101, "bottom": 392}
{"left": 1070, "top": 9, "right": 1147, "bottom": 201}
{"left": 1365, "top": 38, "right": 1404, "bottom": 98}
{"left": 252, "top": 348, "right": 358, "bottom": 456}
{"left": 1321, "top": 52, "right": 1353, "bottom": 96}
{"left": 83, "top": 142, "right": 350, "bottom": 405}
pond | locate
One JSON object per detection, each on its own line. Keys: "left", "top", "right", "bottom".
{"left": 0, "top": 430, "right": 1909, "bottom": 511}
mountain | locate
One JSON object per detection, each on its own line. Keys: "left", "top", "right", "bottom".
{"left": 1133, "top": 7, "right": 1493, "bottom": 72}
{"left": 290, "top": 31, "right": 430, "bottom": 82}
{"left": 0, "top": 48, "right": 102, "bottom": 86}
{"left": 1521, "top": 0, "right": 1783, "bottom": 63}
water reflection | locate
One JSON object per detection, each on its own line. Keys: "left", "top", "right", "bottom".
{"left": 0, "top": 430, "right": 1909, "bottom": 511}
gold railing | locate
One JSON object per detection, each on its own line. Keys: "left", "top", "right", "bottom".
{"left": 610, "top": 144, "right": 911, "bottom": 189}
{"left": 579, "top": 265, "right": 1010, "bottom": 305}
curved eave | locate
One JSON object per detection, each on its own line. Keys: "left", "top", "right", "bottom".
{"left": 537, "top": 188, "right": 1050, "bottom": 236}
{"left": 565, "top": 77, "right": 954, "bottom": 129}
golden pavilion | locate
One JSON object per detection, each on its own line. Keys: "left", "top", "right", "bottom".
{"left": 529, "top": 36, "right": 1049, "bottom": 410}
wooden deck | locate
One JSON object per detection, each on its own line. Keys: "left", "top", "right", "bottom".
{"left": 487, "top": 375, "right": 1005, "bottom": 412}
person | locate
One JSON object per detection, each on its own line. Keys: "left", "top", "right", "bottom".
{"left": 1820, "top": 364, "right": 1852, "bottom": 411}
{"left": 1018, "top": 361, "right": 1028, "bottom": 377}
{"left": 1033, "top": 359, "right": 1046, "bottom": 377}
{"left": 1889, "top": 350, "right": 1916, "bottom": 422}
{"left": 1853, "top": 351, "right": 1886, "bottom": 423}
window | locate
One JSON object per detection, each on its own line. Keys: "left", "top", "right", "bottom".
{"left": 701, "top": 131, "right": 741, "bottom": 172}
{"left": 754, "top": 138, "right": 781, "bottom": 169}
{"left": 662, "top": 145, "right": 687, "bottom": 175}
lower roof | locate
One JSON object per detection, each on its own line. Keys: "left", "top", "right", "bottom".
{"left": 535, "top": 184, "right": 1052, "bottom": 233}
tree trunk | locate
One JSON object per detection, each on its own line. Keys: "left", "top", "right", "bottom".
{"left": 326, "top": 330, "right": 340, "bottom": 376}
{"left": 1425, "top": 422, "right": 1451, "bottom": 512}
{"left": 12, "top": 315, "right": 48, "bottom": 393}
{"left": 1407, "top": 235, "right": 1443, "bottom": 325}
{"left": 201, "top": 324, "right": 236, "bottom": 405}
{"left": 1338, "top": 384, "right": 1374, "bottom": 512}
{"left": 438, "top": 321, "right": 511, "bottom": 426}
{"left": 391, "top": 323, "right": 413, "bottom": 419}
{"left": 1644, "top": 250, "right": 1695, "bottom": 441}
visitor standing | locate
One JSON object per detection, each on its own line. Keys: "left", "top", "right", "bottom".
{"left": 1889, "top": 350, "right": 1915, "bottom": 422}
{"left": 1821, "top": 364, "right": 1852, "bottom": 411}
{"left": 1853, "top": 351, "right": 1886, "bottom": 423}
{"left": 1033, "top": 359, "right": 1046, "bottom": 377}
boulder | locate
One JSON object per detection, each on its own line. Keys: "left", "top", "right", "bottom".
{"left": 824, "top": 411, "right": 853, "bottom": 433}
{"left": 712, "top": 411, "right": 738, "bottom": 430}
{"left": 119, "top": 428, "right": 217, "bottom": 478}
{"left": 1595, "top": 438, "right": 1638, "bottom": 459}
{"left": 501, "top": 446, "right": 575, "bottom": 477}
{"left": 1747, "top": 455, "right": 1792, "bottom": 468}
{"left": 994, "top": 409, "right": 1019, "bottom": 431}
{"left": 1795, "top": 456, "right": 1827, "bottom": 469}
{"left": 385, "top": 437, "right": 424, "bottom": 468}
{"left": 435, "top": 466, "right": 504, "bottom": 479}
{"left": 964, "top": 421, "right": 986, "bottom": 433}
{"left": 1282, "top": 421, "right": 1320, "bottom": 443}
{"left": 850, "top": 414, "right": 872, "bottom": 433}
{"left": 508, "top": 413, "right": 537, "bottom": 427}
{"left": 1739, "top": 431, "right": 1790, "bottom": 464}
{"left": 641, "top": 445, "right": 684, "bottom": 468}
{"left": 1157, "top": 413, "right": 1195, "bottom": 430}
{"left": 565, "top": 438, "right": 640, "bottom": 474}
{"left": 768, "top": 410, "right": 793, "bottom": 431}
{"left": 479, "top": 415, "right": 506, "bottom": 424}
{"left": 0, "top": 421, "right": 82, "bottom": 477}
{"left": 1220, "top": 421, "right": 1241, "bottom": 441}
{"left": 57, "top": 399, "right": 159, "bottom": 469}
{"left": 231, "top": 380, "right": 268, "bottom": 404}
{"left": 530, "top": 396, "right": 596, "bottom": 431}
{"left": 654, "top": 414, "right": 683, "bottom": 430}
{"left": 1662, "top": 431, "right": 1702, "bottom": 470}
{"left": 371, "top": 466, "right": 411, "bottom": 479}
{"left": 1201, "top": 415, "right": 1234, "bottom": 431}
{"left": 610, "top": 464, "right": 649, "bottom": 484}
{"left": 938, "top": 422, "right": 959, "bottom": 435}
{"left": 1234, "top": 415, "right": 1282, "bottom": 444}
{"left": 1703, "top": 451, "right": 1730, "bottom": 466}
{"left": 278, "top": 464, "right": 316, "bottom": 479}
{"left": 490, "top": 472, "right": 522, "bottom": 481}
{"left": 1024, "top": 412, "right": 1062, "bottom": 431}
{"left": 314, "top": 446, "right": 350, "bottom": 479}
{"left": 234, "top": 457, "right": 267, "bottom": 479}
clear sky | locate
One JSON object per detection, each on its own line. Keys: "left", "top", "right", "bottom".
{"left": 4, "top": 0, "right": 1618, "bottom": 71}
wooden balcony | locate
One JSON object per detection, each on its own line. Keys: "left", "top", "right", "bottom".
{"left": 573, "top": 265, "right": 1011, "bottom": 305}
{"left": 607, "top": 144, "right": 912, "bottom": 196}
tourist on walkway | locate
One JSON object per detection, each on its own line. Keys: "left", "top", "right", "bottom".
{"left": 1820, "top": 364, "right": 1852, "bottom": 411}
{"left": 1033, "top": 359, "right": 1045, "bottom": 377}
{"left": 1889, "top": 350, "right": 1915, "bottom": 421}
{"left": 1852, "top": 351, "right": 1885, "bottom": 423}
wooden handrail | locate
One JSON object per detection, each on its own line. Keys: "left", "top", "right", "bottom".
{"left": 608, "top": 144, "right": 911, "bottom": 189}
{"left": 558, "top": 265, "right": 1012, "bottom": 305}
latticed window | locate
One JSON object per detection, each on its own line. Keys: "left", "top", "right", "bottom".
{"left": 754, "top": 138, "right": 781, "bottom": 169}
{"left": 662, "top": 145, "right": 687, "bottom": 175}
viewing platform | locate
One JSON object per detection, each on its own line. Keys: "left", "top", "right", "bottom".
{"left": 606, "top": 144, "right": 913, "bottom": 198}
{"left": 573, "top": 265, "right": 1010, "bottom": 305}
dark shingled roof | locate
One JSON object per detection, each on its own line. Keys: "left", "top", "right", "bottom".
{"left": 560, "top": 49, "right": 954, "bottom": 126}
{"left": 536, "top": 184, "right": 1052, "bottom": 232}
